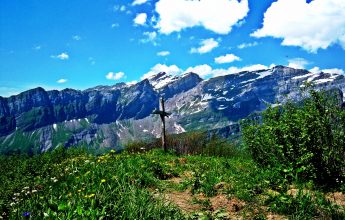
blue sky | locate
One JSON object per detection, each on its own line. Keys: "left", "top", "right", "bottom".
{"left": 1, "top": 0, "right": 345, "bottom": 97}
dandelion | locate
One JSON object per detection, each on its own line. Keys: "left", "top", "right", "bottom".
{"left": 101, "top": 179, "right": 106, "bottom": 183}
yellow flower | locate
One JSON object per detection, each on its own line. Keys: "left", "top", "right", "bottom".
{"left": 101, "top": 179, "right": 106, "bottom": 183}
{"left": 84, "top": 193, "right": 95, "bottom": 198}
{"left": 110, "top": 150, "right": 115, "bottom": 153}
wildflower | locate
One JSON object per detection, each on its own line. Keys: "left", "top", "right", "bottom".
{"left": 84, "top": 194, "right": 95, "bottom": 198}
{"left": 22, "top": 212, "right": 31, "bottom": 217}
{"left": 101, "top": 179, "right": 106, "bottom": 183}
{"left": 31, "top": 190, "right": 37, "bottom": 193}
{"left": 110, "top": 150, "right": 115, "bottom": 153}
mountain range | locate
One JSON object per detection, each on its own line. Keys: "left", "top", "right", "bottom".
{"left": 0, "top": 65, "right": 344, "bottom": 154}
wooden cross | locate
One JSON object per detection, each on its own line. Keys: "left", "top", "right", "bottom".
{"left": 152, "top": 97, "right": 171, "bottom": 152}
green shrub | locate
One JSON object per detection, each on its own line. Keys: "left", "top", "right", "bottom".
{"left": 242, "top": 89, "right": 345, "bottom": 188}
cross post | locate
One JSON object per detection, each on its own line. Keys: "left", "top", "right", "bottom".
{"left": 152, "top": 97, "right": 171, "bottom": 152}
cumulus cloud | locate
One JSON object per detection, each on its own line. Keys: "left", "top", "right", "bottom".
{"left": 288, "top": 58, "right": 310, "bottom": 69}
{"left": 106, "top": 72, "right": 125, "bottom": 80}
{"left": 132, "top": 0, "right": 148, "bottom": 6}
{"left": 190, "top": 38, "right": 219, "bottom": 54}
{"left": 185, "top": 64, "right": 213, "bottom": 77}
{"left": 51, "top": 52, "right": 69, "bottom": 60}
{"left": 134, "top": 13, "right": 147, "bottom": 25}
{"left": 251, "top": 0, "right": 345, "bottom": 53}
{"left": 141, "top": 64, "right": 182, "bottom": 79}
{"left": 214, "top": 54, "right": 241, "bottom": 64}
{"left": 57, "top": 79, "right": 67, "bottom": 84}
{"left": 155, "top": 0, "right": 249, "bottom": 35}
{"left": 309, "top": 67, "right": 344, "bottom": 75}
{"left": 157, "top": 51, "right": 170, "bottom": 56}
{"left": 237, "top": 41, "right": 258, "bottom": 49}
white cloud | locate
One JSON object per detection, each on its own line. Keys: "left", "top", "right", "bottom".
{"left": 126, "top": 80, "right": 138, "bottom": 85}
{"left": 190, "top": 38, "right": 219, "bottom": 54}
{"left": 237, "top": 41, "right": 258, "bottom": 49}
{"left": 57, "top": 79, "right": 67, "bottom": 84}
{"left": 134, "top": 13, "right": 147, "bottom": 26}
{"left": 114, "top": 5, "right": 126, "bottom": 12}
{"left": 251, "top": 0, "right": 345, "bottom": 53}
{"left": 51, "top": 52, "right": 69, "bottom": 60}
{"left": 106, "top": 72, "right": 125, "bottom": 80}
{"left": 157, "top": 51, "right": 170, "bottom": 56}
{"left": 185, "top": 64, "right": 213, "bottom": 77}
{"left": 310, "top": 67, "right": 344, "bottom": 75}
{"left": 88, "top": 57, "right": 96, "bottom": 65}
{"left": 185, "top": 64, "right": 272, "bottom": 78}
{"left": 288, "top": 58, "right": 310, "bottom": 69}
{"left": 33, "top": 45, "right": 41, "bottom": 50}
{"left": 111, "top": 23, "right": 119, "bottom": 28}
{"left": 120, "top": 5, "right": 126, "bottom": 12}
{"left": 132, "top": 0, "right": 148, "bottom": 6}
{"left": 155, "top": 0, "right": 249, "bottom": 35}
{"left": 72, "top": 35, "right": 81, "bottom": 41}
{"left": 215, "top": 53, "right": 241, "bottom": 64}
{"left": 141, "top": 64, "right": 182, "bottom": 79}
{"left": 140, "top": 31, "right": 158, "bottom": 45}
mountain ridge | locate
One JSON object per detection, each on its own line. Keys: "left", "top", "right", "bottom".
{"left": 0, "top": 65, "right": 344, "bottom": 154}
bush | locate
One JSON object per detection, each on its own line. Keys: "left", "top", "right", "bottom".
{"left": 241, "top": 89, "right": 345, "bottom": 188}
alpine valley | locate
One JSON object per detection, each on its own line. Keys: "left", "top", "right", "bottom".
{"left": 1, "top": 65, "right": 344, "bottom": 154}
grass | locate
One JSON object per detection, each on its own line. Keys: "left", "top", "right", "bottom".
{"left": 0, "top": 147, "right": 344, "bottom": 219}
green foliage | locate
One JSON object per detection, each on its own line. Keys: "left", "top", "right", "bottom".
{"left": 125, "top": 131, "right": 244, "bottom": 158}
{"left": 0, "top": 147, "right": 343, "bottom": 219}
{"left": 242, "top": 89, "right": 345, "bottom": 187}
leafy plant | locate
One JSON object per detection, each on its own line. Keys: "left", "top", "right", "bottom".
{"left": 242, "top": 89, "right": 345, "bottom": 188}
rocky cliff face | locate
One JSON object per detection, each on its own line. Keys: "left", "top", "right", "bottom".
{"left": 0, "top": 66, "right": 344, "bottom": 154}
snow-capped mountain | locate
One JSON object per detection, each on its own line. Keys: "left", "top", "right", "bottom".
{"left": 0, "top": 66, "right": 344, "bottom": 154}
